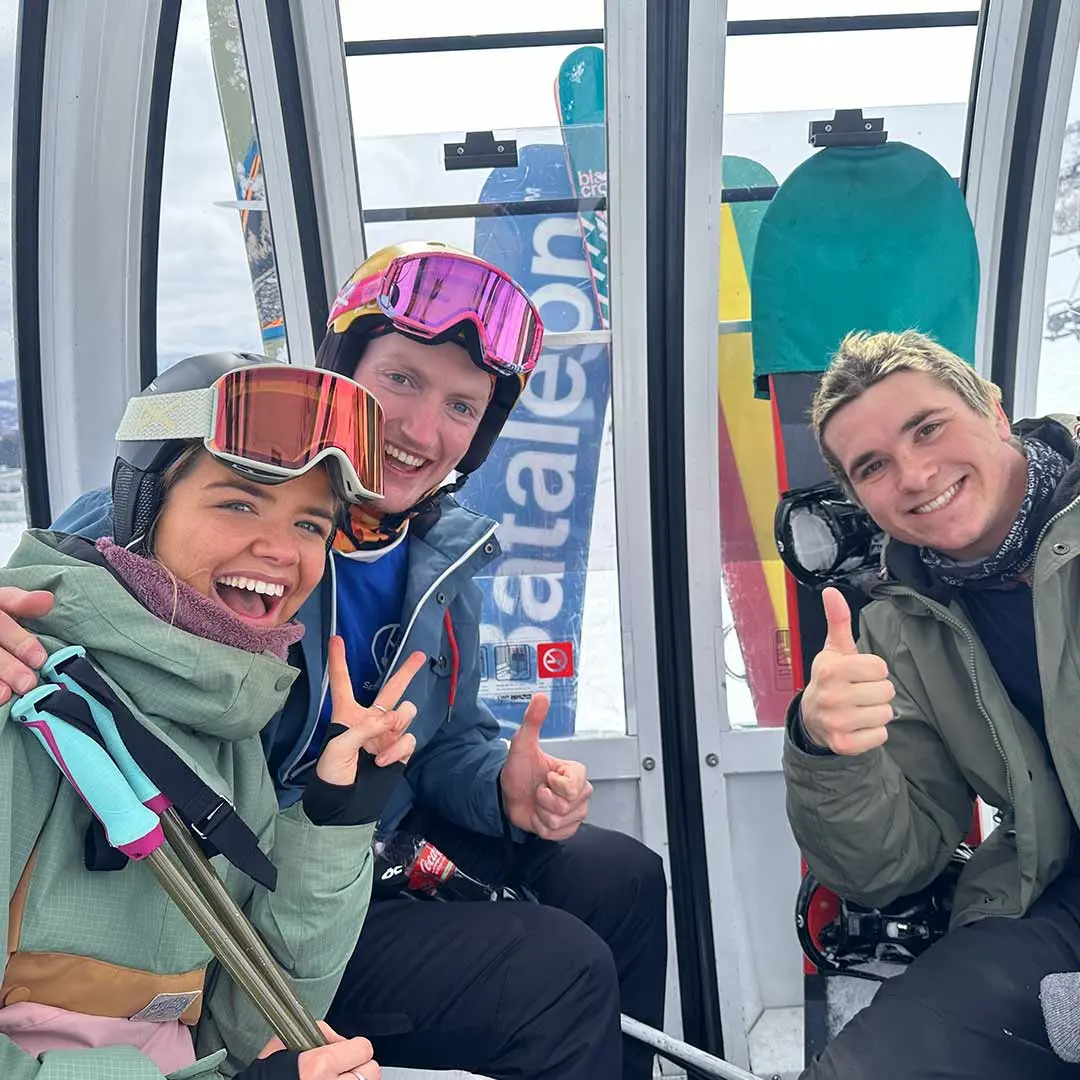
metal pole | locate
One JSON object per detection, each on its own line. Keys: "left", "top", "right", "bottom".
{"left": 147, "top": 845, "right": 323, "bottom": 1051}
{"left": 159, "top": 808, "right": 325, "bottom": 1047}
{"left": 621, "top": 1015, "right": 763, "bottom": 1080}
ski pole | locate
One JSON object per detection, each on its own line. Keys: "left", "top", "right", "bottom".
{"left": 41, "top": 647, "right": 324, "bottom": 1048}
{"left": 11, "top": 689, "right": 323, "bottom": 1051}
{"left": 620, "top": 1015, "right": 763, "bottom": 1080}
{"left": 157, "top": 805, "right": 327, "bottom": 1048}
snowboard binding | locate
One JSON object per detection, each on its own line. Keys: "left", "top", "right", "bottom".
{"left": 795, "top": 844, "right": 974, "bottom": 981}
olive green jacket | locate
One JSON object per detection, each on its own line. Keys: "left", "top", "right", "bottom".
{"left": 785, "top": 417, "right": 1080, "bottom": 929}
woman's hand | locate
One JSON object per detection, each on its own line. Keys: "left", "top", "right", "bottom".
{"left": 315, "top": 636, "right": 425, "bottom": 787}
{"left": 255, "top": 1020, "right": 380, "bottom": 1079}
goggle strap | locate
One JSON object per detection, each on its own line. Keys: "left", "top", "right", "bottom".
{"left": 114, "top": 388, "right": 215, "bottom": 442}
{"left": 328, "top": 273, "right": 381, "bottom": 325}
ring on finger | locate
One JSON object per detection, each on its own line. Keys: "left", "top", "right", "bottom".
{"left": 372, "top": 704, "right": 387, "bottom": 714}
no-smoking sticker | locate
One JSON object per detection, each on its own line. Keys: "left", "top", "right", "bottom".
{"left": 536, "top": 641, "right": 575, "bottom": 679}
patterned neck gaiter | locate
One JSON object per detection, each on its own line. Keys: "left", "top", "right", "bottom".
{"left": 919, "top": 437, "right": 1068, "bottom": 588}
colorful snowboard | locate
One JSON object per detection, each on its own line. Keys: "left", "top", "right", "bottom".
{"left": 750, "top": 138, "right": 980, "bottom": 1059}
{"left": 466, "top": 142, "right": 611, "bottom": 739}
{"left": 717, "top": 156, "right": 793, "bottom": 727}
{"left": 206, "top": 0, "right": 286, "bottom": 359}
{"left": 556, "top": 46, "right": 609, "bottom": 329}
{"left": 457, "top": 48, "right": 616, "bottom": 739}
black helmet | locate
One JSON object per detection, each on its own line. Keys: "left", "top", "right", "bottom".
{"left": 112, "top": 351, "right": 277, "bottom": 548}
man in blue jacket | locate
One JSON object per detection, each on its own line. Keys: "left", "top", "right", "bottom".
{"left": 6, "top": 242, "right": 667, "bottom": 1080}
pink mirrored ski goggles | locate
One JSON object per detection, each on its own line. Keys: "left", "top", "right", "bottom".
{"left": 328, "top": 252, "right": 544, "bottom": 377}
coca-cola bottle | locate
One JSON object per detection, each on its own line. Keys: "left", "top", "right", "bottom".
{"left": 372, "top": 832, "right": 530, "bottom": 903}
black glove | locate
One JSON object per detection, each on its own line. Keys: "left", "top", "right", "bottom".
{"left": 302, "top": 724, "right": 405, "bottom": 827}
{"left": 236, "top": 1049, "right": 301, "bottom": 1079}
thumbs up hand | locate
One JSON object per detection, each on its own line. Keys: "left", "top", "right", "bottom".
{"left": 499, "top": 694, "right": 593, "bottom": 840}
{"left": 800, "top": 587, "right": 896, "bottom": 755}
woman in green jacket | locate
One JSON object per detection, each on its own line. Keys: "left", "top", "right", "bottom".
{"left": 0, "top": 352, "right": 422, "bottom": 1080}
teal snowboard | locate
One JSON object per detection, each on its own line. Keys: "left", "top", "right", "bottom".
{"left": 751, "top": 142, "right": 979, "bottom": 398}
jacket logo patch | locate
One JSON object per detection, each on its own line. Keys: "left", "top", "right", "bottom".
{"left": 130, "top": 990, "right": 202, "bottom": 1023}
{"left": 371, "top": 623, "right": 402, "bottom": 672}
{"left": 364, "top": 623, "right": 403, "bottom": 692}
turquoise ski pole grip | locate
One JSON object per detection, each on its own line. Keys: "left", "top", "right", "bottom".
{"left": 11, "top": 686, "right": 165, "bottom": 859}
{"left": 42, "top": 645, "right": 169, "bottom": 812}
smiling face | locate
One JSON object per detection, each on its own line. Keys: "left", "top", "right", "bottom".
{"left": 822, "top": 369, "right": 1028, "bottom": 560}
{"left": 151, "top": 450, "right": 338, "bottom": 626}
{"left": 351, "top": 332, "right": 492, "bottom": 515}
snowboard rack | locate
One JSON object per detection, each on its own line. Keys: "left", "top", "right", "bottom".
{"left": 444, "top": 130, "right": 519, "bottom": 171}
{"left": 809, "top": 108, "right": 887, "bottom": 149}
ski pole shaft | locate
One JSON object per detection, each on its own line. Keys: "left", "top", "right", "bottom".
{"left": 38, "top": 650, "right": 325, "bottom": 1047}
{"left": 158, "top": 807, "right": 324, "bottom": 1048}
{"left": 620, "top": 1015, "right": 763, "bottom": 1080}
{"left": 146, "top": 843, "right": 322, "bottom": 1051}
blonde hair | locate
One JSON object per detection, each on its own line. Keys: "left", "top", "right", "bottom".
{"left": 811, "top": 330, "right": 1000, "bottom": 492}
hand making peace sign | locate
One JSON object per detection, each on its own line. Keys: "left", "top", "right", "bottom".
{"left": 315, "top": 636, "right": 426, "bottom": 787}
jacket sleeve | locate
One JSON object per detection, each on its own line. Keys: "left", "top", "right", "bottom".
{"left": 405, "top": 582, "right": 512, "bottom": 839}
{"left": 193, "top": 805, "right": 375, "bottom": 1073}
{"left": 783, "top": 614, "right": 975, "bottom": 908}
{"left": 51, "top": 487, "right": 113, "bottom": 538}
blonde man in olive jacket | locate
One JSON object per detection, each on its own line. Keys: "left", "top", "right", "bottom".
{"left": 785, "top": 330, "right": 1080, "bottom": 1080}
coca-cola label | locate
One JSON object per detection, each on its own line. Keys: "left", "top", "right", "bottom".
{"left": 407, "top": 842, "right": 456, "bottom": 893}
